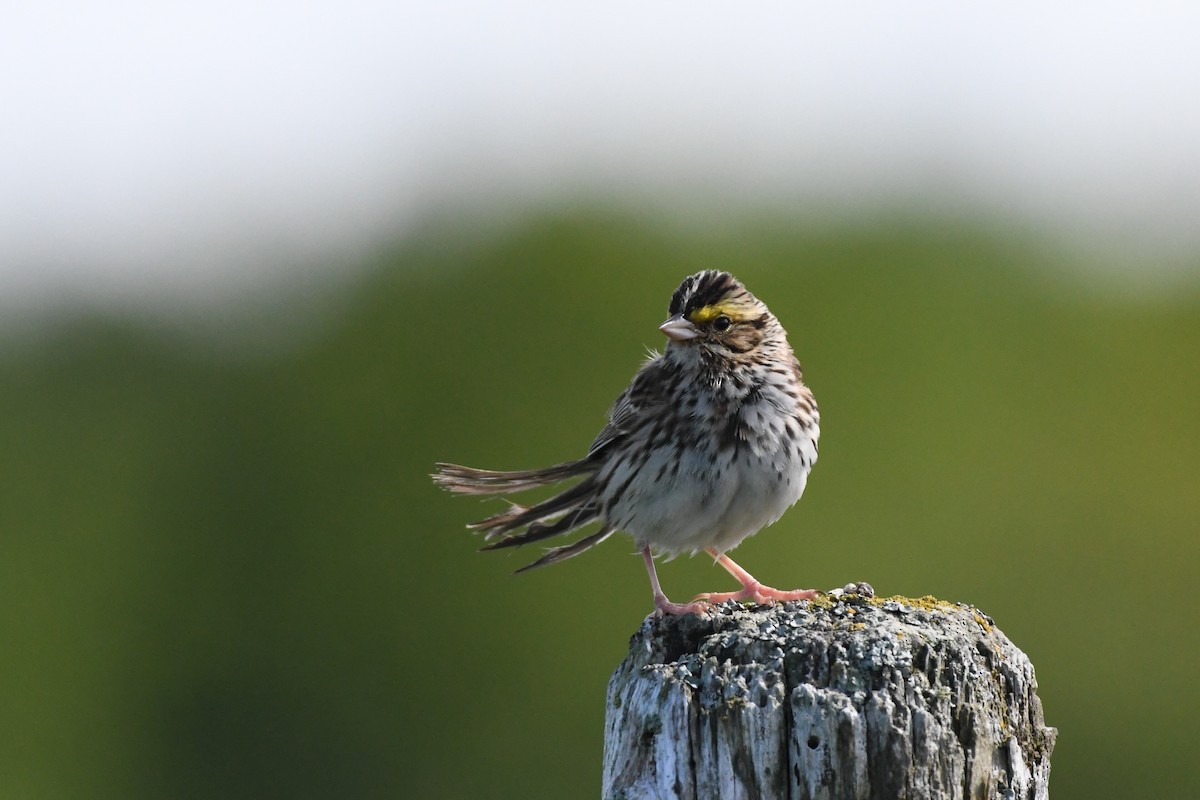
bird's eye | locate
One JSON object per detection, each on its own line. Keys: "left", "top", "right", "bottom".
{"left": 713, "top": 315, "right": 733, "bottom": 332}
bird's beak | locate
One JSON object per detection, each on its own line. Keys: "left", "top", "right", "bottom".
{"left": 659, "top": 315, "right": 700, "bottom": 342}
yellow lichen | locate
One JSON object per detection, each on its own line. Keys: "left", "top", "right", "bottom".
{"left": 806, "top": 593, "right": 837, "bottom": 611}
{"left": 865, "top": 594, "right": 959, "bottom": 612}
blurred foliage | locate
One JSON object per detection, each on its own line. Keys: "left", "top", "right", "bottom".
{"left": 1, "top": 209, "right": 1197, "bottom": 799}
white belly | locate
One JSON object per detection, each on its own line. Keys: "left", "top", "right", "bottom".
{"left": 605, "top": 421, "right": 817, "bottom": 557}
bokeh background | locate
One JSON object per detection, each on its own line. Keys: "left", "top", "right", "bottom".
{"left": 3, "top": 4, "right": 1198, "bottom": 799}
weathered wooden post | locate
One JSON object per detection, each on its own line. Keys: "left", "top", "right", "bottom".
{"left": 603, "top": 591, "right": 1055, "bottom": 800}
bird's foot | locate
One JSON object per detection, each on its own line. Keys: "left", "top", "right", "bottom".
{"left": 653, "top": 593, "right": 711, "bottom": 616}
{"left": 694, "top": 583, "right": 820, "bottom": 606}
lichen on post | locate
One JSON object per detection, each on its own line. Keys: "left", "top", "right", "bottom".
{"left": 602, "top": 594, "right": 1055, "bottom": 800}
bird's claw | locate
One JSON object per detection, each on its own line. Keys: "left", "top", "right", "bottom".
{"left": 693, "top": 584, "right": 820, "bottom": 606}
{"left": 653, "top": 596, "right": 712, "bottom": 616}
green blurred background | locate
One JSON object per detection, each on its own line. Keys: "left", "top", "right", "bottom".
{"left": 7, "top": 5, "right": 1200, "bottom": 797}
{"left": 2, "top": 208, "right": 1196, "bottom": 798}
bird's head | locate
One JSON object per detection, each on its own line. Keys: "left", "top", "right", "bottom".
{"left": 659, "top": 270, "right": 779, "bottom": 357}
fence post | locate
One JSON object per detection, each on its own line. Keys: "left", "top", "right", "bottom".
{"left": 602, "top": 594, "right": 1055, "bottom": 800}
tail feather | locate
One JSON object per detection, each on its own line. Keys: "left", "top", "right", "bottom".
{"left": 434, "top": 457, "right": 615, "bottom": 570}
{"left": 514, "top": 526, "right": 616, "bottom": 573}
{"left": 432, "top": 460, "right": 588, "bottom": 496}
{"left": 480, "top": 502, "right": 599, "bottom": 550}
{"left": 468, "top": 477, "right": 598, "bottom": 539}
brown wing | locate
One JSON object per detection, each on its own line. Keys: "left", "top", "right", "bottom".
{"left": 587, "top": 353, "right": 673, "bottom": 460}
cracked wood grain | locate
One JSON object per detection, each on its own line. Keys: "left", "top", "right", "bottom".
{"left": 602, "top": 595, "right": 1055, "bottom": 800}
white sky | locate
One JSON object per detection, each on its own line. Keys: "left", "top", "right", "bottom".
{"left": 2, "top": 2, "right": 1199, "bottom": 309}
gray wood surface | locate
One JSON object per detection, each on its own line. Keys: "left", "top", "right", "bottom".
{"left": 603, "top": 594, "right": 1055, "bottom": 799}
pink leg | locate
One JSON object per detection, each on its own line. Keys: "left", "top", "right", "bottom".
{"left": 693, "top": 548, "right": 820, "bottom": 604}
{"left": 642, "top": 547, "right": 709, "bottom": 616}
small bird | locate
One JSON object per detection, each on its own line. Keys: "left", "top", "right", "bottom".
{"left": 433, "top": 270, "right": 821, "bottom": 615}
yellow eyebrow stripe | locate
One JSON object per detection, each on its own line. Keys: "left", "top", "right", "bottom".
{"left": 688, "top": 303, "right": 735, "bottom": 324}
